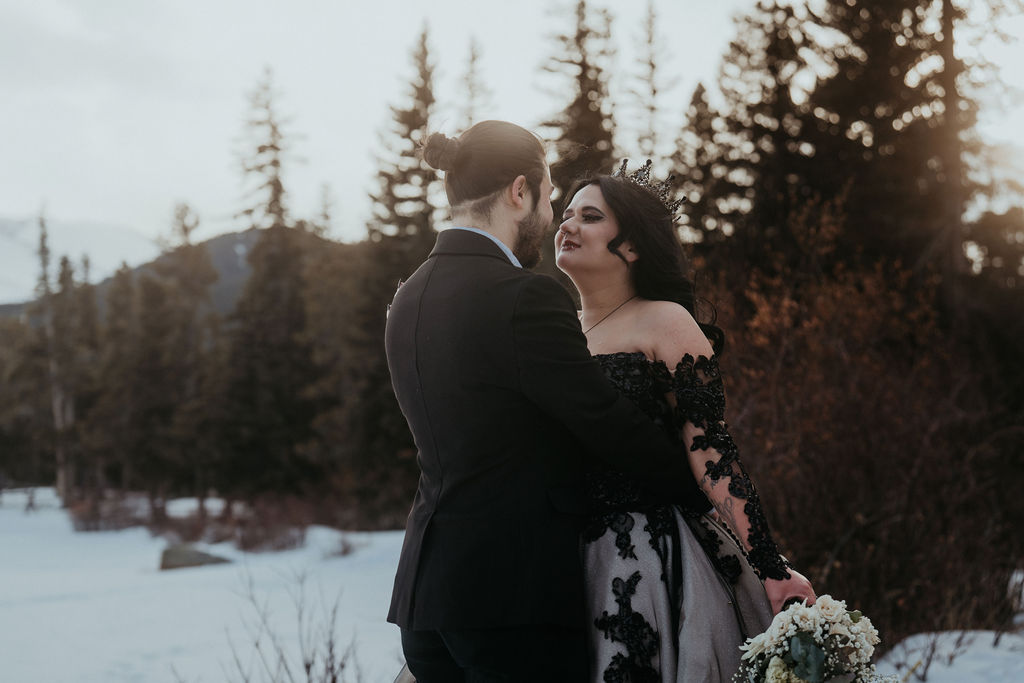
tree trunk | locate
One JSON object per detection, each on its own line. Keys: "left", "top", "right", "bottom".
{"left": 939, "top": 0, "right": 966, "bottom": 319}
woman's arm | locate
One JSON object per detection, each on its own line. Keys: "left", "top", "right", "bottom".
{"left": 512, "top": 276, "right": 707, "bottom": 509}
{"left": 647, "top": 302, "right": 815, "bottom": 612}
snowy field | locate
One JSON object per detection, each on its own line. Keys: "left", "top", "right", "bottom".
{"left": 2, "top": 488, "right": 1022, "bottom": 683}
{"left": 1, "top": 489, "right": 406, "bottom": 683}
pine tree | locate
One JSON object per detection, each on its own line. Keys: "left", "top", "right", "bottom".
{"left": 157, "top": 204, "right": 220, "bottom": 517}
{"left": 0, "top": 316, "right": 52, "bottom": 489}
{"left": 800, "top": 0, "right": 945, "bottom": 271}
{"left": 334, "top": 26, "right": 442, "bottom": 504}
{"left": 237, "top": 67, "right": 290, "bottom": 232}
{"left": 87, "top": 264, "right": 139, "bottom": 493}
{"left": 460, "top": 37, "right": 492, "bottom": 130}
{"left": 673, "top": 83, "right": 725, "bottom": 250}
{"left": 631, "top": 0, "right": 674, "bottom": 160}
{"left": 542, "top": 0, "right": 617, "bottom": 201}
{"left": 712, "top": 0, "right": 818, "bottom": 274}
{"left": 72, "top": 256, "right": 102, "bottom": 502}
{"left": 538, "top": 0, "right": 617, "bottom": 284}
{"left": 312, "top": 184, "right": 333, "bottom": 238}
{"left": 222, "top": 72, "right": 318, "bottom": 500}
{"left": 928, "top": 0, "right": 1023, "bottom": 312}
{"left": 134, "top": 270, "right": 179, "bottom": 520}
{"left": 33, "top": 214, "right": 76, "bottom": 504}
{"left": 368, "top": 24, "right": 440, "bottom": 244}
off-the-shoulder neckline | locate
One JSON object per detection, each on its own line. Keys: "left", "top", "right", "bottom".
{"left": 592, "top": 350, "right": 719, "bottom": 366}
{"left": 592, "top": 350, "right": 657, "bottom": 362}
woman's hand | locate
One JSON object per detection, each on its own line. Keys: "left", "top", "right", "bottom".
{"left": 763, "top": 568, "right": 816, "bottom": 615}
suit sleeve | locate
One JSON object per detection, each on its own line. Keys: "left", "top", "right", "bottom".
{"left": 512, "top": 275, "right": 706, "bottom": 507}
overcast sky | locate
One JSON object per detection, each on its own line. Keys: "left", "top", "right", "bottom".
{"left": 1, "top": 0, "right": 1022, "bottom": 303}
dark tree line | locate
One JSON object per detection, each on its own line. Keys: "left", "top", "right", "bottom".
{"left": 0, "top": 0, "right": 1021, "bottom": 648}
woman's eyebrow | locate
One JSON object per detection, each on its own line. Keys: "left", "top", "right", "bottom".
{"left": 562, "top": 204, "right": 605, "bottom": 216}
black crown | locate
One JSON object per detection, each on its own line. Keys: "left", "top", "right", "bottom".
{"left": 611, "top": 159, "right": 685, "bottom": 216}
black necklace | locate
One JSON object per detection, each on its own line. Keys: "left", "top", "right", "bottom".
{"left": 583, "top": 295, "right": 637, "bottom": 335}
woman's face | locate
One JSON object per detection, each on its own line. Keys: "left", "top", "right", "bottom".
{"left": 555, "top": 183, "right": 633, "bottom": 277}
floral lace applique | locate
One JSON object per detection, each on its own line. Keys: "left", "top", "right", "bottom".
{"left": 671, "top": 353, "right": 791, "bottom": 582}
{"left": 583, "top": 511, "right": 638, "bottom": 560}
{"left": 593, "top": 571, "right": 660, "bottom": 683}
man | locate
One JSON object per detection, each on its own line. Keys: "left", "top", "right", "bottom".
{"left": 385, "top": 121, "right": 707, "bottom": 682}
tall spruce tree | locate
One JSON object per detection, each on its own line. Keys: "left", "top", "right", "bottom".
{"left": 673, "top": 83, "right": 726, "bottom": 252}
{"left": 33, "top": 214, "right": 76, "bottom": 504}
{"left": 87, "top": 264, "right": 139, "bottom": 493}
{"left": 460, "top": 37, "right": 491, "bottom": 130}
{"left": 222, "top": 70, "right": 318, "bottom": 498}
{"left": 72, "top": 256, "right": 101, "bottom": 502}
{"left": 800, "top": 0, "right": 1022, "bottom": 314}
{"left": 343, "top": 25, "right": 440, "bottom": 500}
{"left": 539, "top": 0, "right": 617, "bottom": 282}
{"left": 157, "top": 204, "right": 219, "bottom": 515}
{"left": 134, "top": 270, "right": 179, "bottom": 520}
{"left": 0, "top": 314, "right": 52, "bottom": 489}
{"left": 631, "top": 0, "right": 674, "bottom": 160}
{"left": 800, "top": 0, "right": 946, "bottom": 270}
{"left": 712, "top": 0, "right": 819, "bottom": 275}
{"left": 543, "top": 0, "right": 617, "bottom": 201}
{"left": 237, "top": 67, "right": 290, "bottom": 232}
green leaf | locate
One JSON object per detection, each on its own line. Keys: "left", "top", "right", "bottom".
{"left": 848, "top": 610, "right": 862, "bottom": 623}
{"left": 790, "top": 633, "right": 826, "bottom": 683}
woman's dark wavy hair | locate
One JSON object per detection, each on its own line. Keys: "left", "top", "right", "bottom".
{"left": 566, "top": 174, "right": 726, "bottom": 356}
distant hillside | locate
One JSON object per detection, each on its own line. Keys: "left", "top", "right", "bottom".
{"left": 0, "top": 216, "right": 161, "bottom": 306}
{"left": 0, "top": 228, "right": 344, "bottom": 321}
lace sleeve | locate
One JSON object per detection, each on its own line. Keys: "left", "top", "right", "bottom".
{"left": 670, "top": 353, "right": 792, "bottom": 581}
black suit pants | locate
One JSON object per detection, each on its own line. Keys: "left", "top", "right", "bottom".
{"left": 400, "top": 624, "right": 588, "bottom": 683}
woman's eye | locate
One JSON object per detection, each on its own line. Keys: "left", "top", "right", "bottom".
{"left": 583, "top": 214, "right": 601, "bottom": 222}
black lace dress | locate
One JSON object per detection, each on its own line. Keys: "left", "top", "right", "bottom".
{"left": 584, "top": 351, "right": 786, "bottom": 683}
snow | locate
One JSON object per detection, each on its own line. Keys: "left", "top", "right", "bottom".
{"left": 2, "top": 487, "right": 1022, "bottom": 683}
{"left": 877, "top": 631, "right": 1024, "bottom": 682}
{"left": 0, "top": 488, "right": 406, "bottom": 683}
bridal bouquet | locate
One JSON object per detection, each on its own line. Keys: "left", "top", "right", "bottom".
{"left": 735, "top": 595, "right": 898, "bottom": 683}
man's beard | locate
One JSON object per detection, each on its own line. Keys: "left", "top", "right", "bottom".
{"left": 513, "top": 206, "right": 547, "bottom": 269}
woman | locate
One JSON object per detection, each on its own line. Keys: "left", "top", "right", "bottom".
{"left": 555, "top": 161, "right": 815, "bottom": 682}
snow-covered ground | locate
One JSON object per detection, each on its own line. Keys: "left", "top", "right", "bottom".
{"left": 1, "top": 488, "right": 405, "bottom": 683}
{"left": 2, "top": 487, "right": 1022, "bottom": 683}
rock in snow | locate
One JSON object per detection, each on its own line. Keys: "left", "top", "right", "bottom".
{"left": 159, "top": 543, "right": 231, "bottom": 570}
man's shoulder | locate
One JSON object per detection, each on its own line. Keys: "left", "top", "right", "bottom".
{"left": 511, "top": 272, "right": 576, "bottom": 317}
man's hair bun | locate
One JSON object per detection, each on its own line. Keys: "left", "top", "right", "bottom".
{"left": 423, "top": 132, "right": 460, "bottom": 171}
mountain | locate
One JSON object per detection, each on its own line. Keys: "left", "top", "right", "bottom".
{"left": 0, "top": 228, "right": 321, "bottom": 320}
{"left": 0, "top": 217, "right": 162, "bottom": 306}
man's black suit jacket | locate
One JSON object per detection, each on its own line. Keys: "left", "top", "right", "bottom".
{"left": 385, "top": 228, "right": 707, "bottom": 631}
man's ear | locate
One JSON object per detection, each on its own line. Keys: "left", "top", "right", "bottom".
{"left": 507, "top": 175, "right": 528, "bottom": 210}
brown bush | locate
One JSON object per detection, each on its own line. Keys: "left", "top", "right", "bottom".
{"left": 699, "top": 204, "right": 1023, "bottom": 649}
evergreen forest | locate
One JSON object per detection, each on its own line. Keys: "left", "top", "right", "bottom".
{"left": 1, "top": 0, "right": 1022, "bottom": 648}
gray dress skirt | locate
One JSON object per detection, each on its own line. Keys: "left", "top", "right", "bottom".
{"left": 584, "top": 352, "right": 775, "bottom": 683}
{"left": 582, "top": 507, "right": 773, "bottom": 683}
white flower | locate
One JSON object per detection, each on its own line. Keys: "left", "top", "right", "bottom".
{"left": 765, "top": 656, "right": 798, "bottom": 683}
{"left": 791, "top": 605, "right": 821, "bottom": 633}
{"left": 830, "top": 622, "right": 852, "bottom": 640}
{"left": 766, "top": 617, "right": 789, "bottom": 644}
{"left": 740, "top": 632, "right": 769, "bottom": 661}
{"left": 815, "top": 595, "right": 846, "bottom": 621}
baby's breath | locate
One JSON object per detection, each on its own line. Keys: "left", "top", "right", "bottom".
{"left": 733, "top": 595, "right": 899, "bottom": 683}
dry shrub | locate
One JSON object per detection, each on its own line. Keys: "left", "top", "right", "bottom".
{"left": 700, "top": 202, "right": 1022, "bottom": 650}
{"left": 68, "top": 491, "right": 148, "bottom": 531}
{"left": 234, "top": 496, "right": 314, "bottom": 552}
{"left": 317, "top": 467, "right": 417, "bottom": 531}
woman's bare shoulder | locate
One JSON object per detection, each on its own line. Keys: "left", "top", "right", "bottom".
{"left": 635, "top": 299, "right": 713, "bottom": 363}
